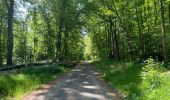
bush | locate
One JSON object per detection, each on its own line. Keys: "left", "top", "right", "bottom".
{"left": 140, "top": 58, "right": 165, "bottom": 99}
{"left": 141, "top": 59, "right": 164, "bottom": 88}
{"left": 95, "top": 58, "right": 169, "bottom": 100}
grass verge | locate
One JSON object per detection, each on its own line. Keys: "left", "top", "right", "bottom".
{"left": 94, "top": 59, "right": 170, "bottom": 100}
{"left": 0, "top": 64, "right": 69, "bottom": 99}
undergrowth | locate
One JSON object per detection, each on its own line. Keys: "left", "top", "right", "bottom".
{"left": 95, "top": 59, "right": 170, "bottom": 100}
{"left": 0, "top": 65, "right": 68, "bottom": 99}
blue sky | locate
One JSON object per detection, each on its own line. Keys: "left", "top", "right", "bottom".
{"left": 15, "top": 0, "right": 28, "bottom": 20}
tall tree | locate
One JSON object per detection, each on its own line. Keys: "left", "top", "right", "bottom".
{"left": 159, "top": 0, "right": 167, "bottom": 62}
{"left": 6, "top": 0, "right": 14, "bottom": 65}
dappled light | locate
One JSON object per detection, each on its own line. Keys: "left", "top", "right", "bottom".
{"left": 93, "top": 72, "right": 99, "bottom": 75}
{"left": 71, "top": 69, "right": 82, "bottom": 72}
{"left": 107, "top": 93, "right": 117, "bottom": 97}
{"left": 82, "top": 81, "right": 90, "bottom": 85}
{"left": 1, "top": 0, "right": 170, "bottom": 99}
{"left": 65, "top": 79, "right": 76, "bottom": 83}
{"left": 22, "top": 63, "right": 119, "bottom": 100}
{"left": 0, "top": 65, "right": 66, "bottom": 99}
{"left": 82, "top": 86, "right": 99, "bottom": 89}
{"left": 79, "top": 92, "right": 106, "bottom": 99}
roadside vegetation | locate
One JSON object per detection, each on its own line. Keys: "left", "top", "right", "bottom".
{"left": 1, "top": 0, "right": 170, "bottom": 99}
{"left": 0, "top": 65, "right": 68, "bottom": 99}
{"left": 95, "top": 59, "right": 170, "bottom": 100}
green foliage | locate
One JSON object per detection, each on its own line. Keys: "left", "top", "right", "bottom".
{"left": 95, "top": 59, "right": 142, "bottom": 98}
{"left": 83, "top": 0, "right": 170, "bottom": 61}
{"left": 141, "top": 59, "right": 164, "bottom": 90}
{"left": 84, "top": 36, "right": 96, "bottom": 60}
{"left": 0, "top": 65, "right": 67, "bottom": 99}
{"left": 95, "top": 59, "right": 170, "bottom": 100}
{"left": 0, "top": 1, "right": 7, "bottom": 65}
{"left": 139, "top": 59, "right": 167, "bottom": 100}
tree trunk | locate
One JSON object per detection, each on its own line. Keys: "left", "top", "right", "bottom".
{"left": 159, "top": 0, "right": 167, "bottom": 62}
{"left": 43, "top": 10, "right": 53, "bottom": 60}
{"left": 57, "top": 17, "right": 62, "bottom": 61}
{"left": 64, "top": 30, "right": 68, "bottom": 61}
{"left": 169, "top": 4, "right": 170, "bottom": 34}
{"left": 6, "top": 0, "right": 14, "bottom": 65}
{"left": 0, "top": 16, "right": 3, "bottom": 64}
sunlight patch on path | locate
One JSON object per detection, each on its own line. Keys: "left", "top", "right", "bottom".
{"left": 23, "top": 63, "right": 120, "bottom": 100}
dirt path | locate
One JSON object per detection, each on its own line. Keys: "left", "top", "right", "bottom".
{"left": 23, "top": 62, "right": 120, "bottom": 100}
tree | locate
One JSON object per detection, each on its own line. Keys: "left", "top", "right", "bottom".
{"left": 6, "top": 0, "right": 14, "bottom": 65}
{"left": 1, "top": 0, "right": 170, "bottom": 65}
{"left": 159, "top": 0, "right": 168, "bottom": 62}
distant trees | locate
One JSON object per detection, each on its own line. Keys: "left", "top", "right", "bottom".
{"left": 84, "top": 0, "right": 170, "bottom": 62}
{"left": 0, "top": 0, "right": 85, "bottom": 65}
{"left": 1, "top": 0, "right": 170, "bottom": 65}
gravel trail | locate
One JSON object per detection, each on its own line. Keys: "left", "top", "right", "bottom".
{"left": 23, "top": 62, "right": 120, "bottom": 100}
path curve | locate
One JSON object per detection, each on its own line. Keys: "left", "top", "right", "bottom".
{"left": 23, "top": 62, "right": 120, "bottom": 100}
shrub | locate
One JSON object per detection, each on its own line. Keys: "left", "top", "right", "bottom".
{"left": 140, "top": 58, "right": 165, "bottom": 99}
{"left": 95, "top": 59, "right": 169, "bottom": 100}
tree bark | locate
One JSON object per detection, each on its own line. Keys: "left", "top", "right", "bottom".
{"left": 0, "top": 14, "right": 3, "bottom": 64}
{"left": 159, "top": 0, "right": 167, "bottom": 62}
{"left": 6, "top": 0, "right": 14, "bottom": 65}
{"left": 169, "top": 4, "right": 170, "bottom": 33}
{"left": 57, "top": 17, "right": 63, "bottom": 61}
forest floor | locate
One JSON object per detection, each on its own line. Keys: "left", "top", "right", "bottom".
{"left": 23, "top": 62, "right": 120, "bottom": 100}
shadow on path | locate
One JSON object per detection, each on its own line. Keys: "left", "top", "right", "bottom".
{"left": 23, "top": 62, "right": 120, "bottom": 100}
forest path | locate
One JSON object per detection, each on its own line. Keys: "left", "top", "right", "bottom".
{"left": 23, "top": 62, "right": 120, "bottom": 100}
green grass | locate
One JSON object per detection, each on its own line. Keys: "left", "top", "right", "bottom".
{"left": 94, "top": 59, "right": 170, "bottom": 100}
{"left": 0, "top": 65, "right": 68, "bottom": 99}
